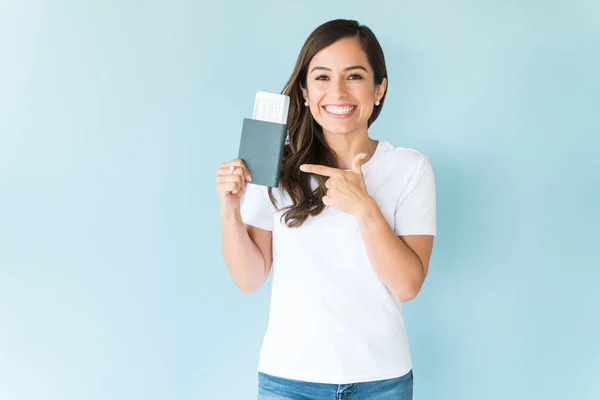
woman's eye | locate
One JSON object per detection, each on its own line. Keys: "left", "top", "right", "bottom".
{"left": 314, "top": 74, "right": 363, "bottom": 81}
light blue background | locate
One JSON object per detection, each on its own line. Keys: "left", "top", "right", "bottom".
{"left": 1, "top": 1, "right": 599, "bottom": 399}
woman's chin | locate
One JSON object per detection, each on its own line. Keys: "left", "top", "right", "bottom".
{"left": 320, "top": 122, "right": 363, "bottom": 136}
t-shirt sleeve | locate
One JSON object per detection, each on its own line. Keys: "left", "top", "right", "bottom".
{"left": 393, "top": 156, "right": 436, "bottom": 236}
{"left": 240, "top": 183, "right": 275, "bottom": 231}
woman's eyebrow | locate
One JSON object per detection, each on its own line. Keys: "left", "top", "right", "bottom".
{"left": 310, "top": 65, "right": 368, "bottom": 73}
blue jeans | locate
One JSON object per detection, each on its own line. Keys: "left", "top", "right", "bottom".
{"left": 257, "top": 370, "right": 413, "bottom": 399}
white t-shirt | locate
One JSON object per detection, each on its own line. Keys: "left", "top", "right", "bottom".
{"left": 240, "top": 139, "right": 436, "bottom": 384}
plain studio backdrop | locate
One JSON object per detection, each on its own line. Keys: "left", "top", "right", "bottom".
{"left": 1, "top": 1, "right": 598, "bottom": 399}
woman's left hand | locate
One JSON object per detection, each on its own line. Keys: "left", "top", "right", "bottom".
{"left": 300, "top": 153, "right": 374, "bottom": 216}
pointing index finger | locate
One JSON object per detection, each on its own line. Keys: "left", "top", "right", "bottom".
{"left": 300, "top": 164, "right": 341, "bottom": 177}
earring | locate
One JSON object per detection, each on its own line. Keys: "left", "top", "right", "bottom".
{"left": 375, "top": 101, "right": 380, "bottom": 106}
{"left": 304, "top": 101, "right": 309, "bottom": 107}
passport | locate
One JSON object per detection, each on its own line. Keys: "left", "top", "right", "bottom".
{"left": 237, "top": 118, "right": 287, "bottom": 188}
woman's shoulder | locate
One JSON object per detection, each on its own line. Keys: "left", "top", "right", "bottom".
{"left": 376, "top": 140, "right": 432, "bottom": 172}
{"left": 246, "top": 180, "right": 287, "bottom": 206}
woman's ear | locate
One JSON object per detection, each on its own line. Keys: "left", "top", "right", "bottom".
{"left": 375, "top": 78, "right": 387, "bottom": 103}
{"left": 299, "top": 83, "right": 308, "bottom": 103}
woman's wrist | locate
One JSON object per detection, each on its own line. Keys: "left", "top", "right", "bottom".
{"left": 220, "top": 205, "right": 242, "bottom": 220}
{"left": 353, "top": 196, "right": 380, "bottom": 221}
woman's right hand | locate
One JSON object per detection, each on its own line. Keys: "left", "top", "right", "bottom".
{"left": 216, "top": 159, "right": 253, "bottom": 214}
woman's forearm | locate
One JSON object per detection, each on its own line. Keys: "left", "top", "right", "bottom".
{"left": 355, "top": 198, "right": 425, "bottom": 302}
{"left": 221, "top": 208, "right": 268, "bottom": 294}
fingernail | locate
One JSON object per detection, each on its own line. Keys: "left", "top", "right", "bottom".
{"left": 248, "top": 175, "right": 252, "bottom": 182}
{"left": 361, "top": 154, "right": 367, "bottom": 160}
{"left": 299, "top": 165, "right": 306, "bottom": 171}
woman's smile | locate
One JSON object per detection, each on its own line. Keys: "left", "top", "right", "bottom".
{"left": 321, "top": 104, "right": 357, "bottom": 118}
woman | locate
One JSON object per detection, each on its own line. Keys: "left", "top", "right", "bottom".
{"left": 216, "top": 19, "right": 436, "bottom": 400}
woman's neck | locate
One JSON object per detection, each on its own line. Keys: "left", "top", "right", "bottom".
{"left": 324, "top": 131, "right": 378, "bottom": 170}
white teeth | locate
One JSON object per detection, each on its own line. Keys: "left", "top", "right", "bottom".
{"left": 324, "top": 106, "right": 355, "bottom": 115}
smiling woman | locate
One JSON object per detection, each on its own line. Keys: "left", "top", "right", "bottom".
{"left": 216, "top": 18, "right": 436, "bottom": 400}
{"left": 272, "top": 21, "right": 389, "bottom": 229}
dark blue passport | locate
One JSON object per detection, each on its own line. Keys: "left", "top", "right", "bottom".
{"left": 237, "top": 118, "right": 287, "bottom": 188}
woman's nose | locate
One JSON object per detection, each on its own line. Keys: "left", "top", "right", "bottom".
{"left": 330, "top": 78, "right": 348, "bottom": 98}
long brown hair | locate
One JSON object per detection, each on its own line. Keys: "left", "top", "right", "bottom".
{"left": 268, "top": 19, "right": 388, "bottom": 227}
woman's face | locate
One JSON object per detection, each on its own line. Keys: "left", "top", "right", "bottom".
{"left": 302, "top": 36, "right": 386, "bottom": 136}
